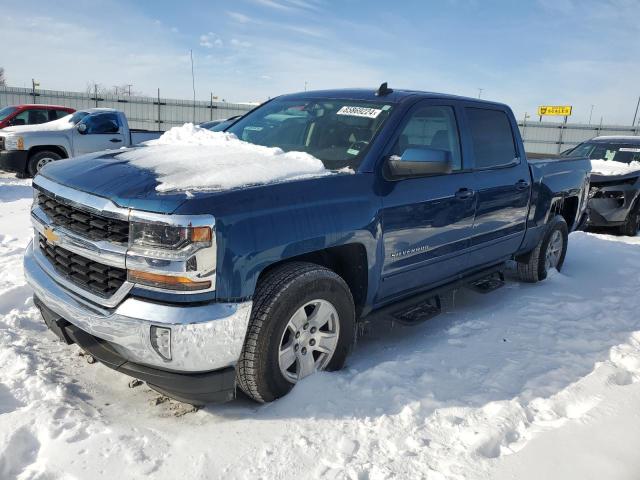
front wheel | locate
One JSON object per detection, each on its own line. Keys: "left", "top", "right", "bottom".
{"left": 236, "top": 262, "right": 355, "bottom": 403}
{"left": 517, "top": 215, "right": 568, "bottom": 282}
{"left": 28, "top": 150, "right": 62, "bottom": 177}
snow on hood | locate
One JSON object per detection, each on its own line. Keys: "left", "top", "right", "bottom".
{"left": 1, "top": 115, "right": 75, "bottom": 133}
{"left": 590, "top": 159, "right": 640, "bottom": 176}
{"left": 116, "top": 123, "right": 332, "bottom": 192}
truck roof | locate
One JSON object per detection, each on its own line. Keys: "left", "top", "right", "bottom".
{"left": 76, "top": 108, "right": 118, "bottom": 113}
{"left": 591, "top": 135, "right": 640, "bottom": 143}
{"left": 283, "top": 87, "right": 510, "bottom": 109}
{"left": 8, "top": 104, "right": 74, "bottom": 109}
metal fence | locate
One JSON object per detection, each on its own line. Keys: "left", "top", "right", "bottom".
{"left": 518, "top": 120, "right": 640, "bottom": 155}
{"left": 0, "top": 86, "right": 253, "bottom": 131}
{"left": 2, "top": 86, "right": 639, "bottom": 153}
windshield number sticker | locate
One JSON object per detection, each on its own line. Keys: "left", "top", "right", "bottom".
{"left": 619, "top": 147, "right": 640, "bottom": 153}
{"left": 337, "top": 106, "right": 382, "bottom": 119}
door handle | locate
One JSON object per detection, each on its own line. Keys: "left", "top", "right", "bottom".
{"left": 110, "top": 138, "right": 122, "bottom": 143}
{"left": 515, "top": 179, "right": 530, "bottom": 191}
{"left": 454, "top": 188, "right": 475, "bottom": 200}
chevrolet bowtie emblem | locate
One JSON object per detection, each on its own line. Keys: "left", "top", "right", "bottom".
{"left": 43, "top": 227, "right": 59, "bottom": 244}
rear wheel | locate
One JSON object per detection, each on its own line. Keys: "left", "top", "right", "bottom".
{"left": 28, "top": 150, "right": 62, "bottom": 177}
{"left": 237, "top": 262, "right": 355, "bottom": 403}
{"left": 517, "top": 215, "right": 568, "bottom": 283}
{"left": 619, "top": 206, "right": 640, "bottom": 236}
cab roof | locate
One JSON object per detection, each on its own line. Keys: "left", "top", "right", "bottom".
{"left": 591, "top": 135, "right": 640, "bottom": 143}
{"left": 282, "top": 87, "right": 509, "bottom": 109}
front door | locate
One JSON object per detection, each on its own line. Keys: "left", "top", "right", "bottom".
{"left": 378, "top": 102, "right": 477, "bottom": 302}
{"left": 72, "top": 112, "right": 125, "bottom": 156}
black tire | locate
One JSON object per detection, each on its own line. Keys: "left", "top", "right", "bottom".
{"left": 619, "top": 206, "right": 640, "bottom": 236}
{"left": 27, "top": 150, "right": 62, "bottom": 177}
{"left": 517, "top": 215, "right": 568, "bottom": 283}
{"left": 236, "top": 262, "right": 355, "bottom": 403}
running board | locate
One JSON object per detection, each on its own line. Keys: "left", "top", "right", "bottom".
{"left": 467, "top": 271, "right": 505, "bottom": 294}
{"left": 366, "top": 263, "right": 506, "bottom": 326}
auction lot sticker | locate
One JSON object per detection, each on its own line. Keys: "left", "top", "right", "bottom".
{"left": 337, "top": 106, "right": 382, "bottom": 118}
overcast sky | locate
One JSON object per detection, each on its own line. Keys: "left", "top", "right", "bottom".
{"left": 1, "top": 0, "right": 639, "bottom": 124}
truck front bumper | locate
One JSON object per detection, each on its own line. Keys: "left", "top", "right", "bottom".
{"left": 24, "top": 240, "right": 252, "bottom": 404}
{"left": 0, "top": 150, "right": 28, "bottom": 175}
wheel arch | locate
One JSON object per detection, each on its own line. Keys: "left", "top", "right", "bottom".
{"left": 28, "top": 145, "right": 69, "bottom": 160}
{"left": 256, "top": 243, "right": 369, "bottom": 318}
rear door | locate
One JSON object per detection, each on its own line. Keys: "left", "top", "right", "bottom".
{"left": 72, "top": 112, "right": 125, "bottom": 156}
{"left": 377, "top": 100, "right": 477, "bottom": 302}
{"left": 463, "top": 106, "right": 531, "bottom": 268}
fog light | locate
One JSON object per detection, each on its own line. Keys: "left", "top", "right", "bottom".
{"left": 150, "top": 326, "right": 172, "bottom": 361}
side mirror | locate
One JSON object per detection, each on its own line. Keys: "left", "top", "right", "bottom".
{"left": 11, "top": 119, "right": 26, "bottom": 126}
{"left": 77, "top": 123, "right": 88, "bottom": 134}
{"left": 387, "top": 147, "right": 452, "bottom": 179}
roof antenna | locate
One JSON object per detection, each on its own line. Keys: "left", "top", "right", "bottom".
{"left": 376, "top": 82, "right": 393, "bottom": 96}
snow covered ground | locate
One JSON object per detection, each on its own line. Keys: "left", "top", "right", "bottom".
{"left": 1, "top": 171, "right": 640, "bottom": 480}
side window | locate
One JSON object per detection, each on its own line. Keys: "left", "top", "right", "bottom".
{"left": 392, "top": 105, "right": 462, "bottom": 170}
{"left": 83, "top": 113, "right": 120, "bottom": 134}
{"left": 465, "top": 108, "right": 517, "bottom": 169}
{"left": 50, "top": 110, "right": 70, "bottom": 121}
{"left": 27, "top": 109, "right": 50, "bottom": 125}
{"left": 10, "top": 111, "right": 29, "bottom": 126}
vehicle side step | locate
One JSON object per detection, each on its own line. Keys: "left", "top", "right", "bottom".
{"left": 389, "top": 297, "right": 441, "bottom": 326}
{"left": 467, "top": 272, "right": 505, "bottom": 294}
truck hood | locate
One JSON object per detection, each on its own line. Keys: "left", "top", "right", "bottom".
{"left": 1, "top": 117, "right": 75, "bottom": 134}
{"left": 39, "top": 151, "right": 191, "bottom": 214}
{"left": 38, "top": 149, "right": 344, "bottom": 215}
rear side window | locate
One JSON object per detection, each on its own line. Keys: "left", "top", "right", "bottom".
{"left": 465, "top": 108, "right": 517, "bottom": 169}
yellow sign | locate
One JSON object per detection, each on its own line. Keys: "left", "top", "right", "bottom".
{"left": 43, "top": 227, "right": 59, "bottom": 244}
{"left": 537, "top": 105, "right": 572, "bottom": 116}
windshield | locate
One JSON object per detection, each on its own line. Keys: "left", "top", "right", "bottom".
{"left": 226, "top": 98, "right": 394, "bottom": 169}
{"left": 69, "top": 111, "right": 90, "bottom": 125}
{"left": 0, "top": 106, "right": 18, "bottom": 122}
{"left": 565, "top": 142, "right": 640, "bottom": 164}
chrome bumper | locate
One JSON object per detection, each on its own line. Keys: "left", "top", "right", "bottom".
{"left": 24, "top": 241, "right": 252, "bottom": 372}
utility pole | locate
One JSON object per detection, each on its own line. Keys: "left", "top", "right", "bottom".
{"left": 94, "top": 83, "right": 98, "bottom": 107}
{"left": 304, "top": 80, "right": 308, "bottom": 92}
{"left": 190, "top": 49, "right": 196, "bottom": 124}
{"left": 31, "top": 78, "right": 39, "bottom": 103}
{"left": 589, "top": 104, "right": 594, "bottom": 124}
{"left": 126, "top": 84, "right": 133, "bottom": 96}
{"left": 477, "top": 88, "right": 483, "bottom": 99}
{"left": 633, "top": 96, "right": 640, "bottom": 127}
{"left": 113, "top": 86, "right": 119, "bottom": 97}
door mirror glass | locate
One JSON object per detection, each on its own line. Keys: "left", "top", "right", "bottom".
{"left": 77, "top": 123, "right": 88, "bottom": 134}
{"left": 387, "top": 147, "right": 452, "bottom": 178}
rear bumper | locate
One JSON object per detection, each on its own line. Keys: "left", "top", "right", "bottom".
{"left": 24, "top": 240, "right": 253, "bottom": 404}
{"left": 587, "top": 186, "right": 639, "bottom": 227}
{"left": 0, "top": 150, "right": 28, "bottom": 174}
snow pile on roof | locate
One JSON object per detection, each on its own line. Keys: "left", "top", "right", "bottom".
{"left": 590, "top": 159, "right": 640, "bottom": 176}
{"left": 1, "top": 115, "right": 75, "bottom": 133}
{"left": 117, "top": 123, "right": 331, "bottom": 192}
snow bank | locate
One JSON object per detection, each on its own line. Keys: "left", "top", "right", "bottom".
{"left": 590, "top": 159, "right": 640, "bottom": 176}
{"left": 1, "top": 115, "right": 75, "bottom": 133}
{"left": 117, "top": 124, "right": 331, "bottom": 192}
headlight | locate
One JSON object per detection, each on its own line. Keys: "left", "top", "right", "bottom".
{"left": 5, "top": 135, "right": 24, "bottom": 151}
{"left": 126, "top": 214, "right": 217, "bottom": 293}
{"left": 130, "top": 222, "right": 211, "bottom": 252}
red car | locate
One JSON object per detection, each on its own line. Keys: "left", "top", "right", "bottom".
{"left": 0, "top": 104, "right": 75, "bottom": 129}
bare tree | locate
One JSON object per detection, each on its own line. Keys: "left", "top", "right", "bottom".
{"left": 0, "top": 67, "right": 6, "bottom": 86}
{"left": 108, "top": 84, "right": 141, "bottom": 96}
{"left": 85, "top": 81, "right": 107, "bottom": 96}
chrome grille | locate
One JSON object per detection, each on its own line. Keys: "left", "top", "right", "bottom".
{"left": 38, "top": 234, "right": 126, "bottom": 297}
{"left": 37, "top": 192, "right": 129, "bottom": 243}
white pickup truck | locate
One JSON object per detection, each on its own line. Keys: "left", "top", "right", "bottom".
{"left": 0, "top": 108, "right": 162, "bottom": 177}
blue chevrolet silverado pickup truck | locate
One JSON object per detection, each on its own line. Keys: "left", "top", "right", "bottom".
{"left": 24, "top": 86, "right": 591, "bottom": 404}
